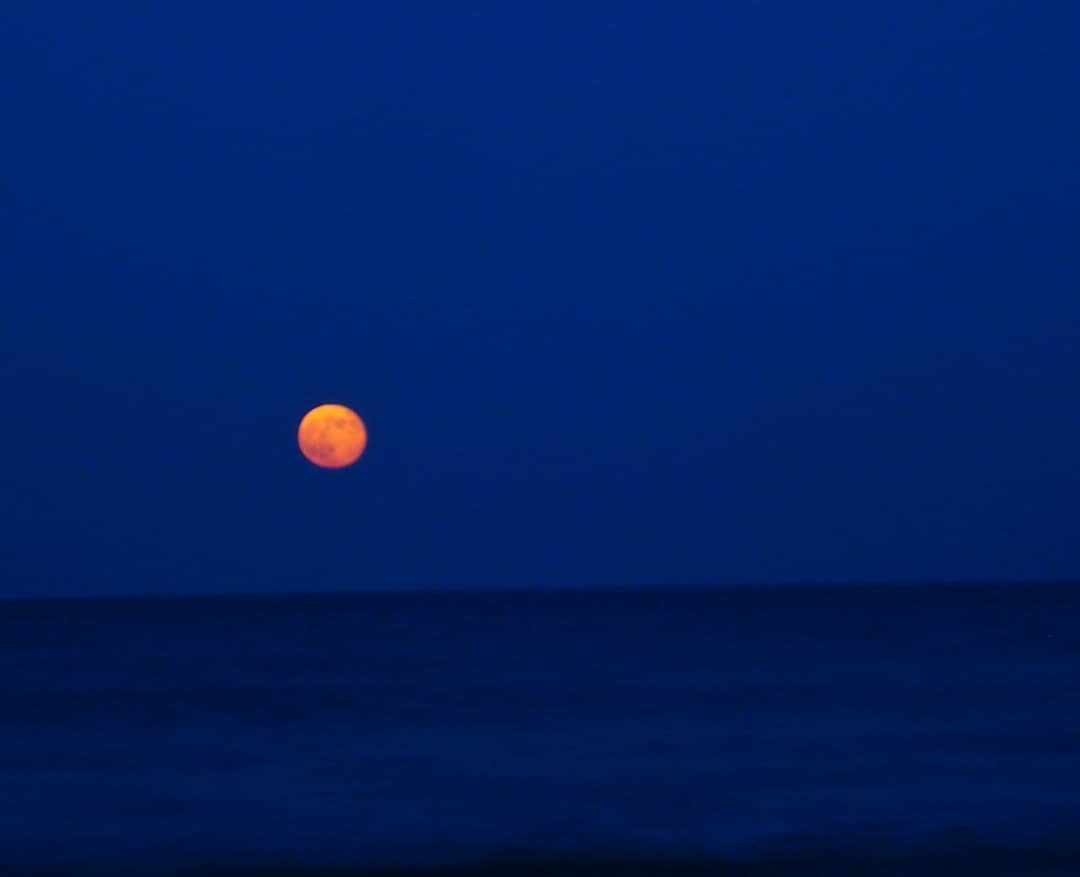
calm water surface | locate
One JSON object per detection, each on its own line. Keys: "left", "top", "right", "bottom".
{"left": 1, "top": 583, "right": 1078, "bottom": 874}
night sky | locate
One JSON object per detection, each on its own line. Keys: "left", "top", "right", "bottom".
{"left": 3, "top": 3, "right": 1077, "bottom": 598}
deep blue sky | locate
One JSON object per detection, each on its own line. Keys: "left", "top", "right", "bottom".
{"left": 2, "top": 3, "right": 1077, "bottom": 597}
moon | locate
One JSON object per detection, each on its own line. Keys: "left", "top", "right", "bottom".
{"left": 297, "top": 403, "right": 368, "bottom": 469}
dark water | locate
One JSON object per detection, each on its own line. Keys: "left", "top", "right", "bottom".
{"left": 2, "top": 583, "right": 1079, "bottom": 875}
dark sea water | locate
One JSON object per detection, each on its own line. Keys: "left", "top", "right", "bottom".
{"left": 2, "top": 583, "right": 1079, "bottom": 875}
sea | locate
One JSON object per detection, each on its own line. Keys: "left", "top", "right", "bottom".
{"left": 1, "top": 582, "right": 1078, "bottom": 875}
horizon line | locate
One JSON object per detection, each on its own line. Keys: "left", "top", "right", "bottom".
{"left": 1, "top": 577, "right": 1077, "bottom": 605}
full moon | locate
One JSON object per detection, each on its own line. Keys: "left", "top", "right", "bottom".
{"left": 297, "top": 403, "right": 368, "bottom": 469}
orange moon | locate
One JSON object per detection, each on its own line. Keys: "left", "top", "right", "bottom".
{"left": 297, "top": 403, "right": 368, "bottom": 469}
